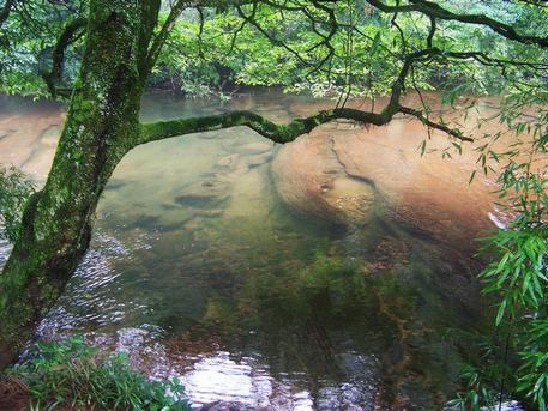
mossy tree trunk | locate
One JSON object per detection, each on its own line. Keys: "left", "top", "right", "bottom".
{"left": 0, "top": 0, "right": 161, "bottom": 369}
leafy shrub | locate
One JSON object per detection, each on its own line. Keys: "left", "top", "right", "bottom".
{"left": 9, "top": 336, "right": 189, "bottom": 411}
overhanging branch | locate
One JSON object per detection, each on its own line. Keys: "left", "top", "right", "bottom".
{"left": 139, "top": 102, "right": 472, "bottom": 149}
{"left": 366, "top": 0, "right": 548, "bottom": 48}
{"left": 140, "top": 110, "right": 338, "bottom": 145}
{"left": 399, "top": 106, "right": 472, "bottom": 141}
{"left": 139, "top": 41, "right": 474, "bottom": 146}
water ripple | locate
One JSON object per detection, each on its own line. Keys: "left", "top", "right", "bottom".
{"left": 38, "top": 232, "right": 148, "bottom": 337}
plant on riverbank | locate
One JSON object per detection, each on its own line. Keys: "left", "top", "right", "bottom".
{"left": 7, "top": 336, "right": 189, "bottom": 411}
{"left": 449, "top": 95, "right": 547, "bottom": 410}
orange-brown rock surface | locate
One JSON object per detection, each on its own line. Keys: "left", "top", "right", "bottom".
{"left": 272, "top": 115, "right": 499, "bottom": 249}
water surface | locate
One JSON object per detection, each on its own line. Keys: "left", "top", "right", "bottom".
{"left": 0, "top": 90, "right": 504, "bottom": 409}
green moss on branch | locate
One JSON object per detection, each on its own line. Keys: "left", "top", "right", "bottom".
{"left": 140, "top": 110, "right": 337, "bottom": 144}
{"left": 140, "top": 104, "right": 472, "bottom": 146}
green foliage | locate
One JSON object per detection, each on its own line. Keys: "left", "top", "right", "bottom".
{"left": 447, "top": 368, "right": 505, "bottom": 411}
{"left": 148, "top": 0, "right": 548, "bottom": 102}
{"left": 480, "top": 229, "right": 546, "bottom": 325}
{"left": 150, "top": 11, "right": 220, "bottom": 96}
{"left": 0, "top": 1, "right": 85, "bottom": 97}
{"left": 517, "top": 318, "right": 548, "bottom": 411}
{"left": 8, "top": 336, "right": 189, "bottom": 411}
{"left": 3, "top": 0, "right": 546, "bottom": 100}
{"left": 459, "top": 222, "right": 547, "bottom": 407}
{"left": 154, "top": 3, "right": 404, "bottom": 98}
{"left": 451, "top": 92, "right": 547, "bottom": 409}
{"left": 0, "top": 166, "right": 35, "bottom": 243}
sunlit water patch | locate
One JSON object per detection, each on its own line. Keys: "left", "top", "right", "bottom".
{"left": 178, "top": 351, "right": 380, "bottom": 410}
{"left": 38, "top": 233, "right": 150, "bottom": 337}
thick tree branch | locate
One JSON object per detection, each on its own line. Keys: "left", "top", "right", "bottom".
{"left": 139, "top": 101, "right": 472, "bottom": 149}
{"left": 40, "top": 17, "right": 87, "bottom": 97}
{"left": 389, "top": 48, "right": 434, "bottom": 108}
{"left": 140, "top": 110, "right": 338, "bottom": 145}
{"left": 144, "top": 0, "right": 188, "bottom": 77}
{"left": 137, "top": 0, "right": 162, "bottom": 78}
{"left": 366, "top": 0, "right": 548, "bottom": 48}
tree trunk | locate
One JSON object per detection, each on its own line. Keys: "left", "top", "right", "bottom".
{"left": 0, "top": 0, "right": 160, "bottom": 370}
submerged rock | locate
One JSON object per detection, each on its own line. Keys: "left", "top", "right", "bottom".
{"left": 239, "top": 142, "right": 273, "bottom": 154}
{"left": 173, "top": 178, "right": 231, "bottom": 211}
{"left": 272, "top": 120, "right": 495, "bottom": 249}
{"left": 216, "top": 154, "right": 240, "bottom": 169}
{"left": 246, "top": 153, "right": 272, "bottom": 169}
{"left": 272, "top": 127, "right": 376, "bottom": 226}
{"left": 175, "top": 193, "right": 226, "bottom": 208}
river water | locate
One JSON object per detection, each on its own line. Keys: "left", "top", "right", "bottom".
{"left": 0, "top": 90, "right": 509, "bottom": 410}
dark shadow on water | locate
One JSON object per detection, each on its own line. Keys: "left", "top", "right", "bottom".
{"left": 174, "top": 193, "right": 229, "bottom": 209}
{"left": 103, "top": 179, "right": 127, "bottom": 191}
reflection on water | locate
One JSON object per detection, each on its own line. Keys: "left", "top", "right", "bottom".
{"left": 0, "top": 90, "right": 500, "bottom": 409}
{"left": 181, "top": 351, "right": 380, "bottom": 410}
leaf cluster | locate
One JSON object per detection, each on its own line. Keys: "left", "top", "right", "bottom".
{"left": 0, "top": 0, "right": 87, "bottom": 97}
{"left": 456, "top": 90, "right": 547, "bottom": 409}
{"left": 8, "top": 336, "right": 189, "bottom": 411}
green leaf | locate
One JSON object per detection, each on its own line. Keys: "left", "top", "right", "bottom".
{"left": 469, "top": 169, "right": 476, "bottom": 184}
{"left": 495, "top": 299, "right": 506, "bottom": 326}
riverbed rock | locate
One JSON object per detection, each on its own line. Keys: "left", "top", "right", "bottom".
{"left": 217, "top": 154, "right": 240, "bottom": 169}
{"left": 272, "top": 119, "right": 496, "bottom": 249}
{"left": 198, "top": 401, "right": 265, "bottom": 410}
{"left": 272, "top": 125, "right": 376, "bottom": 226}
{"left": 246, "top": 153, "right": 272, "bottom": 169}
{"left": 239, "top": 142, "right": 273, "bottom": 154}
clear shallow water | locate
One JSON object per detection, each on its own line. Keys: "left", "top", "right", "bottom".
{"left": 1, "top": 91, "right": 496, "bottom": 409}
